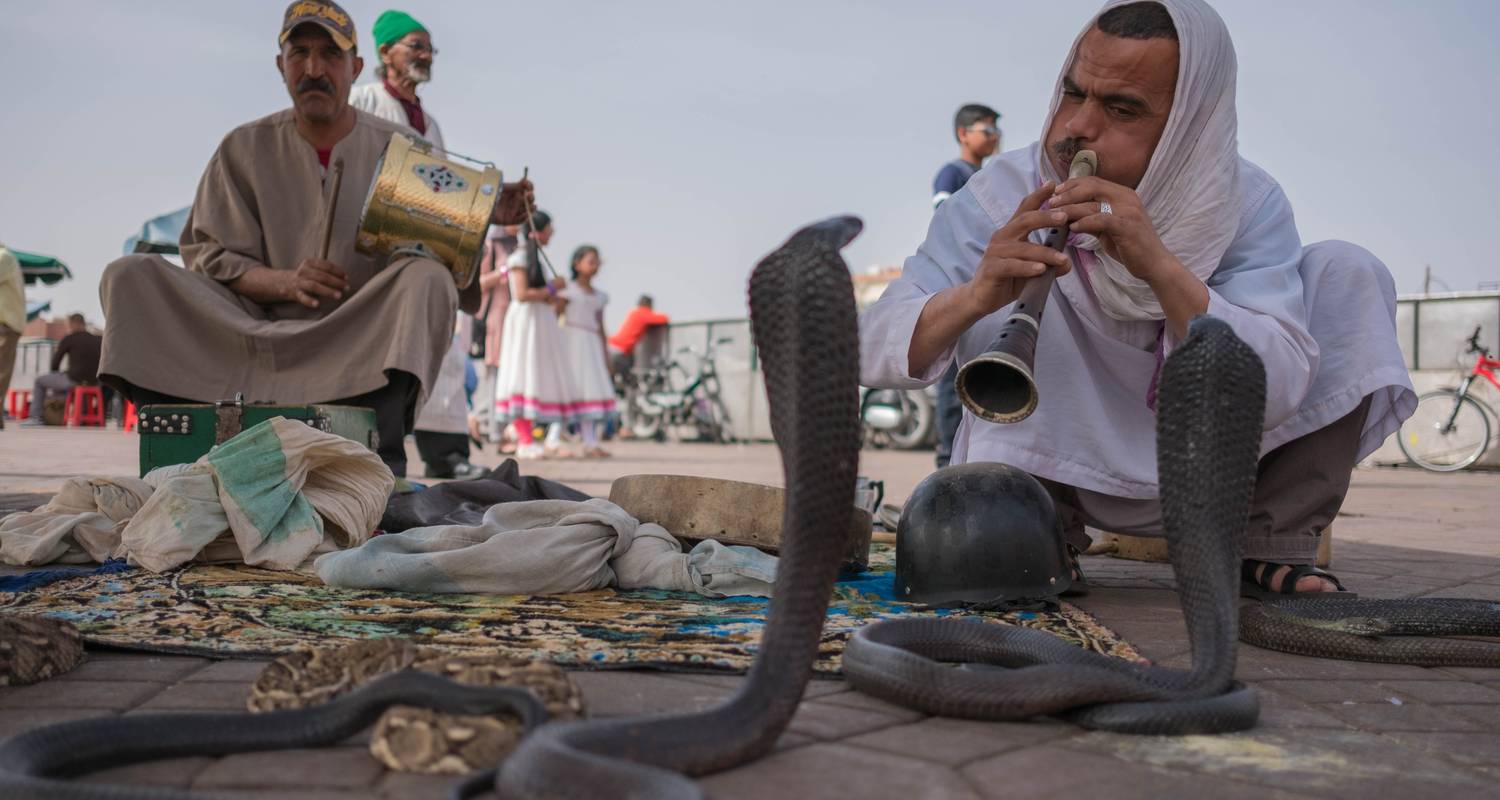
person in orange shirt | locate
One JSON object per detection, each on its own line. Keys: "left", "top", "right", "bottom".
{"left": 607, "top": 294, "right": 669, "bottom": 376}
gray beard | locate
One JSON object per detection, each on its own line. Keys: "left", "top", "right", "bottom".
{"left": 405, "top": 64, "right": 431, "bottom": 84}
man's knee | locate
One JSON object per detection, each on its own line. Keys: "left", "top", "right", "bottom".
{"left": 393, "top": 259, "right": 459, "bottom": 304}
{"left": 1302, "top": 240, "right": 1396, "bottom": 298}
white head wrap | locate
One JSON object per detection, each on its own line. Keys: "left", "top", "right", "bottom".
{"left": 1039, "top": 0, "right": 1241, "bottom": 322}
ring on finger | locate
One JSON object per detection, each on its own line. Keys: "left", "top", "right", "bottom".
{"left": 1099, "top": 201, "right": 1113, "bottom": 215}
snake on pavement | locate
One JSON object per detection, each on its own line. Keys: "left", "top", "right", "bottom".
{"left": 9, "top": 217, "right": 1489, "bottom": 797}
{"left": 0, "top": 215, "right": 866, "bottom": 800}
{"left": 841, "top": 314, "right": 1265, "bottom": 734}
{"left": 1240, "top": 597, "right": 1500, "bottom": 666}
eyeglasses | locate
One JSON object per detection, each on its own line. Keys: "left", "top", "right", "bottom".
{"left": 394, "top": 40, "right": 438, "bottom": 56}
{"left": 968, "top": 125, "right": 1001, "bottom": 138}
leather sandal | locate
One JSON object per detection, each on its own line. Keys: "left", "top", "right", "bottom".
{"left": 1240, "top": 560, "right": 1358, "bottom": 601}
{"left": 1061, "top": 545, "right": 1091, "bottom": 598}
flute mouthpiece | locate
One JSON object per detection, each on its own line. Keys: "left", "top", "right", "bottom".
{"left": 1069, "top": 150, "right": 1097, "bottom": 179}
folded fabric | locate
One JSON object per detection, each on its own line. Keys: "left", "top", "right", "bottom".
{"left": 0, "top": 418, "right": 392, "bottom": 572}
{"left": 316, "top": 497, "right": 778, "bottom": 597}
{"left": 0, "top": 475, "right": 156, "bottom": 565}
{"left": 379, "top": 458, "right": 590, "bottom": 532}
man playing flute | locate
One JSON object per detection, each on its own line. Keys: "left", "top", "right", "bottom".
{"left": 859, "top": 0, "right": 1414, "bottom": 597}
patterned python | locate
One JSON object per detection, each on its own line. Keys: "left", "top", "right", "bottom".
{"left": 841, "top": 315, "right": 1265, "bottom": 734}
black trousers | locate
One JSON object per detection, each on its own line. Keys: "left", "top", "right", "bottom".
{"left": 415, "top": 431, "right": 470, "bottom": 473}
{"left": 113, "top": 370, "right": 419, "bottom": 478}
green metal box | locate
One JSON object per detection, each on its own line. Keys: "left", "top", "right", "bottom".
{"left": 137, "top": 400, "right": 379, "bottom": 476}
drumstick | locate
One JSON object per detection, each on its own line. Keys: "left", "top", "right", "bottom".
{"left": 518, "top": 165, "right": 563, "bottom": 281}
{"left": 318, "top": 157, "right": 346, "bottom": 261}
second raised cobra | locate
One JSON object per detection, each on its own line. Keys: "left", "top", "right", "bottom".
{"left": 844, "top": 315, "right": 1264, "bottom": 733}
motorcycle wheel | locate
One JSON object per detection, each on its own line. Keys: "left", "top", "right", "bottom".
{"left": 884, "top": 388, "right": 935, "bottom": 450}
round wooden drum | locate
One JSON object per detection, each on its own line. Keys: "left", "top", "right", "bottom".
{"left": 356, "top": 132, "right": 501, "bottom": 289}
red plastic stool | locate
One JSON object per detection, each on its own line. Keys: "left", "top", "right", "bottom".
{"left": 123, "top": 400, "right": 138, "bottom": 432}
{"left": 5, "top": 389, "right": 29, "bottom": 420}
{"left": 65, "top": 385, "right": 106, "bottom": 427}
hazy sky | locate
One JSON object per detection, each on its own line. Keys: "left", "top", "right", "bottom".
{"left": 6, "top": 0, "right": 1498, "bottom": 330}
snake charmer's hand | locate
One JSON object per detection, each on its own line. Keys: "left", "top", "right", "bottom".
{"left": 493, "top": 179, "right": 536, "bottom": 226}
{"left": 1050, "top": 176, "right": 1178, "bottom": 282}
{"left": 1051, "top": 177, "right": 1208, "bottom": 338}
{"left": 962, "top": 181, "right": 1073, "bottom": 316}
{"left": 285, "top": 258, "right": 349, "bottom": 309}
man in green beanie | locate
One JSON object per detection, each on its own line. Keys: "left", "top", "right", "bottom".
{"left": 350, "top": 10, "right": 444, "bottom": 150}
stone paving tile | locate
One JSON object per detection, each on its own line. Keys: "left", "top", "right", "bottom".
{"left": 58, "top": 655, "right": 210, "bottom": 683}
{"left": 184, "top": 660, "right": 272, "bottom": 683}
{"left": 1436, "top": 666, "right": 1500, "bottom": 682}
{"left": 1378, "top": 679, "right": 1500, "bottom": 704}
{"left": 963, "top": 743, "right": 1317, "bottom": 800}
{"left": 570, "top": 671, "right": 733, "bottom": 716}
{"left": 670, "top": 672, "right": 852, "bottom": 699}
{"left": 1339, "top": 559, "right": 1500, "bottom": 582}
{"left": 701, "top": 742, "right": 982, "bottom": 800}
{"left": 1318, "top": 700, "right": 1486, "bottom": 732}
{"left": 80, "top": 756, "right": 213, "bottom": 789}
{"left": 845, "top": 717, "right": 1070, "bottom": 766}
{"left": 1379, "top": 732, "right": 1500, "bottom": 766}
{"left": 192, "top": 747, "right": 384, "bottom": 790}
{"left": 378, "top": 770, "right": 469, "bottom": 799}
{"left": 809, "top": 687, "right": 924, "bottom": 722}
{"left": 0, "top": 680, "right": 162, "bottom": 710}
{"left": 1062, "top": 728, "right": 1494, "bottom": 799}
{"left": 199, "top": 791, "right": 374, "bottom": 800}
{"left": 1420, "top": 582, "right": 1500, "bottom": 601}
{"left": 1207, "top": 647, "right": 1452, "bottom": 681}
{"left": 0, "top": 707, "right": 109, "bottom": 739}
{"left": 785, "top": 698, "right": 907, "bottom": 740}
{"left": 1251, "top": 688, "right": 1355, "bottom": 731}
{"left": 1258, "top": 679, "right": 1410, "bottom": 704}
{"left": 135, "top": 680, "right": 251, "bottom": 712}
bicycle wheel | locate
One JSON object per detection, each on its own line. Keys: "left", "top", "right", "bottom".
{"left": 1398, "top": 389, "right": 1493, "bottom": 472}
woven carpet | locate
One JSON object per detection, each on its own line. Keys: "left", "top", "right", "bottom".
{"left": 0, "top": 545, "right": 1142, "bottom": 674}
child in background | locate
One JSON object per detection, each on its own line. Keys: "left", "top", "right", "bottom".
{"left": 552, "top": 245, "right": 618, "bottom": 458}
{"left": 493, "top": 211, "right": 577, "bottom": 459}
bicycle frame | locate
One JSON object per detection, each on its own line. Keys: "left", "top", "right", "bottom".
{"left": 1443, "top": 353, "right": 1500, "bottom": 432}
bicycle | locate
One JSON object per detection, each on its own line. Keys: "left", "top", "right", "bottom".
{"left": 621, "top": 337, "right": 736, "bottom": 444}
{"left": 1398, "top": 325, "right": 1500, "bottom": 472}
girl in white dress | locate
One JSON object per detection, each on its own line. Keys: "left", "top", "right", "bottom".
{"left": 492, "top": 211, "right": 577, "bottom": 459}
{"left": 549, "top": 245, "right": 618, "bottom": 458}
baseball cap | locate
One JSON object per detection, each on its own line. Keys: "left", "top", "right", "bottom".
{"left": 279, "top": 0, "right": 358, "bottom": 51}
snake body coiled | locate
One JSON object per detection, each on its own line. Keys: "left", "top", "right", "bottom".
{"left": 842, "top": 315, "right": 1266, "bottom": 734}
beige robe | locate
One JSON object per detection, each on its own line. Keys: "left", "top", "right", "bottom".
{"left": 99, "top": 108, "right": 456, "bottom": 406}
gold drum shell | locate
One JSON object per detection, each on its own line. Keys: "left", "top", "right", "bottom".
{"left": 356, "top": 133, "right": 500, "bottom": 289}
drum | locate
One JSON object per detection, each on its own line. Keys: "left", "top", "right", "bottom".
{"left": 356, "top": 132, "right": 501, "bottom": 289}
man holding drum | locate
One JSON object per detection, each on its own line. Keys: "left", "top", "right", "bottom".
{"left": 859, "top": 0, "right": 1414, "bottom": 597}
{"left": 97, "top": 0, "right": 533, "bottom": 477}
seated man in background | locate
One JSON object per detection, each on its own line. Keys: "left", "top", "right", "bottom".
{"left": 26, "top": 314, "right": 102, "bottom": 426}
{"left": 608, "top": 294, "right": 670, "bottom": 377}
{"left": 97, "top": 1, "right": 530, "bottom": 476}
{"left": 859, "top": 0, "right": 1414, "bottom": 597}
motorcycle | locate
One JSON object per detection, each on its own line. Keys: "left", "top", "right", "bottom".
{"left": 860, "top": 385, "right": 936, "bottom": 450}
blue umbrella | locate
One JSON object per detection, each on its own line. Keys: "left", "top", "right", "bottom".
{"left": 123, "top": 207, "right": 190, "bottom": 256}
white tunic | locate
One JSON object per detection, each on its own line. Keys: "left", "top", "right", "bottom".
{"left": 348, "top": 82, "right": 446, "bottom": 152}
{"left": 859, "top": 143, "right": 1414, "bottom": 500}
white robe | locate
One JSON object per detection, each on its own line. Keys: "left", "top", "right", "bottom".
{"left": 859, "top": 143, "right": 1415, "bottom": 501}
{"left": 348, "top": 82, "right": 446, "bottom": 152}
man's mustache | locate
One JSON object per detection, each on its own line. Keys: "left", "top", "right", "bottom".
{"left": 297, "top": 77, "right": 336, "bottom": 95}
{"left": 1052, "top": 137, "right": 1084, "bottom": 163}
